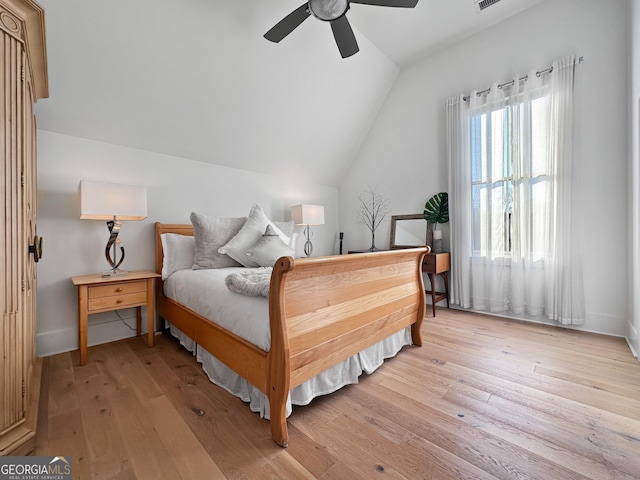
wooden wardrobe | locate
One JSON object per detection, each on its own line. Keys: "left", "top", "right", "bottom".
{"left": 0, "top": 0, "right": 47, "bottom": 455}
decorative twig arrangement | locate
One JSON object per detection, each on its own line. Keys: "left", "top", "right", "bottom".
{"left": 356, "top": 186, "right": 391, "bottom": 251}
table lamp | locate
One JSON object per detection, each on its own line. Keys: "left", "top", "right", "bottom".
{"left": 80, "top": 181, "right": 147, "bottom": 276}
{"left": 291, "top": 204, "right": 324, "bottom": 257}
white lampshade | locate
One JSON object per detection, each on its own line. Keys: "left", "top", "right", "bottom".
{"left": 291, "top": 204, "right": 325, "bottom": 226}
{"left": 80, "top": 181, "right": 147, "bottom": 221}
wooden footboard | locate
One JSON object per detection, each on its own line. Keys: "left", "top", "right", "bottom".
{"left": 155, "top": 223, "right": 427, "bottom": 447}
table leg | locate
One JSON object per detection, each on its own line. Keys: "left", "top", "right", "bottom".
{"left": 442, "top": 271, "right": 450, "bottom": 308}
{"left": 147, "top": 278, "right": 155, "bottom": 347}
{"left": 428, "top": 273, "right": 436, "bottom": 317}
{"left": 136, "top": 306, "right": 142, "bottom": 336}
{"left": 78, "top": 285, "right": 88, "bottom": 366}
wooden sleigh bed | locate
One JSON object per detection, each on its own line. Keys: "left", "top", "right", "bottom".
{"left": 155, "top": 222, "right": 427, "bottom": 447}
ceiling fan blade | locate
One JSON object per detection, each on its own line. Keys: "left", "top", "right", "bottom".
{"left": 351, "top": 0, "right": 418, "bottom": 7}
{"left": 330, "top": 16, "right": 359, "bottom": 58}
{"left": 264, "top": 3, "right": 311, "bottom": 43}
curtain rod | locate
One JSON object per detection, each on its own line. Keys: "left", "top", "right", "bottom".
{"left": 463, "top": 56, "right": 583, "bottom": 101}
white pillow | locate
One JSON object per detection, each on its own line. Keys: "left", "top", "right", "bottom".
{"left": 288, "top": 232, "right": 299, "bottom": 251}
{"left": 273, "top": 220, "right": 295, "bottom": 238}
{"left": 190, "top": 212, "right": 247, "bottom": 269}
{"left": 218, "top": 204, "right": 291, "bottom": 267}
{"left": 160, "top": 233, "right": 196, "bottom": 280}
{"left": 245, "top": 225, "right": 295, "bottom": 267}
{"left": 274, "top": 220, "right": 298, "bottom": 249}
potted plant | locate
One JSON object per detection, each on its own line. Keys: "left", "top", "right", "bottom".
{"left": 423, "top": 192, "right": 449, "bottom": 253}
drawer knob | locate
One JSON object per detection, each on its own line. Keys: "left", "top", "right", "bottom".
{"left": 116, "top": 299, "right": 123, "bottom": 304}
{"left": 116, "top": 287, "right": 123, "bottom": 292}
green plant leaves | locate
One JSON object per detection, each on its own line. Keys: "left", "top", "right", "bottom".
{"left": 424, "top": 192, "right": 449, "bottom": 224}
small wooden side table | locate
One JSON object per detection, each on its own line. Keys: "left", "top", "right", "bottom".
{"left": 71, "top": 270, "right": 161, "bottom": 366}
{"left": 422, "top": 252, "right": 450, "bottom": 317}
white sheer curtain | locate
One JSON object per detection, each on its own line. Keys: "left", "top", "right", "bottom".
{"left": 447, "top": 55, "right": 584, "bottom": 325}
{"left": 446, "top": 94, "right": 472, "bottom": 309}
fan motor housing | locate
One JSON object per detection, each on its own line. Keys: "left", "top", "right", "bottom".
{"left": 309, "top": 0, "right": 350, "bottom": 21}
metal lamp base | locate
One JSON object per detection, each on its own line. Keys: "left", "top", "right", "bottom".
{"left": 101, "top": 268, "right": 128, "bottom": 278}
{"left": 303, "top": 225, "right": 314, "bottom": 257}
{"left": 104, "top": 219, "right": 127, "bottom": 276}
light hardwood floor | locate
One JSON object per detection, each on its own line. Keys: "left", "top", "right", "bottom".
{"left": 35, "top": 308, "right": 640, "bottom": 479}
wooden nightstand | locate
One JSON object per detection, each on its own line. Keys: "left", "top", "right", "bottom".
{"left": 422, "top": 252, "right": 450, "bottom": 317}
{"left": 71, "top": 270, "right": 161, "bottom": 365}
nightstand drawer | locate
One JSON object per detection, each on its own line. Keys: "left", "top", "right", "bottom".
{"left": 89, "top": 280, "right": 147, "bottom": 299}
{"left": 87, "top": 281, "right": 148, "bottom": 312}
{"left": 423, "top": 255, "right": 436, "bottom": 268}
{"left": 88, "top": 291, "right": 147, "bottom": 311}
{"left": 422, "top": 252, "right": 450, "bottom": 274}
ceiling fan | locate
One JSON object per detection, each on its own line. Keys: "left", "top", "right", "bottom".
{"left": 264, "top": 0, "right": 419, "bottom": 59}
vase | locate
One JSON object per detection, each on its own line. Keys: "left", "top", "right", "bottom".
{"left": 432, "top": 228, "right": 443, "bottom": 253}
{"left": 369, "top": 230, "right": 377, "bottom": 251}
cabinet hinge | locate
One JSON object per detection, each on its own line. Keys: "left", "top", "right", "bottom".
{"left": 22, "top": 277, "right": 26, "bottom": 291}
{"left": 22, "top": 381, "right": 26, "bottom": 397}
{"left": 21, "top": 172, "right": 25, "bottom": 187}
{"left": 21, "top": 66, "right": 25, "bottom": 82}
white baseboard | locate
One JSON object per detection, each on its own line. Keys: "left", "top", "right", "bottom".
{"left": 625, "top": 317, "right": 639, "bottom": 362}
{"left": 448, "top": 305, "right": 628, "bottom": 338}
{"left": 625, "top": 337, "right": 639, "bottom": 362}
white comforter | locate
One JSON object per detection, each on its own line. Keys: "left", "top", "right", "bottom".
{"left": 163, "top": 267, "right": 412, "bottom": 419}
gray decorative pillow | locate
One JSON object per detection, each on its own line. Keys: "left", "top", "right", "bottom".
{"left": 218, "top": 204, "right": 291, "bottom": 267}
{"left": 245, "top": 225, "right": 295, "bottom": 267}
{"left": 190, "top": 212, "right": 247, "bottom": 269}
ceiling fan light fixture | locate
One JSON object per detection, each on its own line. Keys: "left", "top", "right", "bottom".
{"left": 309, "top": 0, "right": 350, "bottom": 21}
{"left": 264, "top": 0, "right": 418, "bottom": 58}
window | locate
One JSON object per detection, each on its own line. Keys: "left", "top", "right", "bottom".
{"left": 469, "top": 87, "right": 550, "bottom": 262}
{"left": 446, "top": 56, "right": 584, "bottom": 323}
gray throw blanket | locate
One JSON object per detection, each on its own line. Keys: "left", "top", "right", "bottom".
{"left": 225, "top": 268, "right": 272, "bottom": 297}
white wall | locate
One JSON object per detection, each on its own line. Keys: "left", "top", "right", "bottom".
{"left": 36, "top": 131, "right": 339, "bottom": 356}
{"left": 340, "top": 0, "right": 630, "bottom": 337}
{"left": 630, "top": 0, "right": 640, "bottom": 359}
{"left": 35, "top": 0, "right": 400, "bottom": 188}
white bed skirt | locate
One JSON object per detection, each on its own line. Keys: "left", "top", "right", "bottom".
{"left": 168, "top": 322, "right": 412, "bottom": 419}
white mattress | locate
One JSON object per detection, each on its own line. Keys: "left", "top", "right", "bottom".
{"left": 163, "top": 267, "right": 412, "bottom": 419}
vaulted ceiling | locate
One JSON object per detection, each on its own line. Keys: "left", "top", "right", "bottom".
{"left": 34, "top": 0, "right": 543, "bottom": 186}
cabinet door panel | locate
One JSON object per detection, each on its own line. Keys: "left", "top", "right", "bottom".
{"left": 1, "top": 28, "right": 26, "bottom": 434}
{"left": 0, "top": 0, "right": 46, "bottom": 455}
